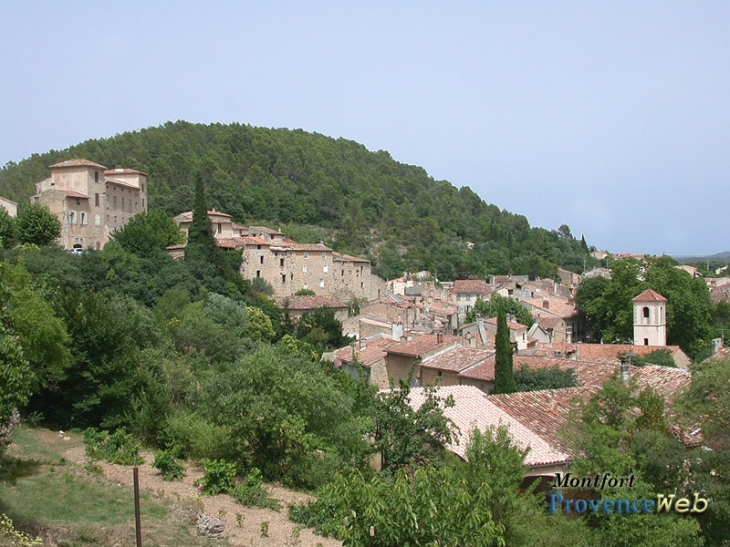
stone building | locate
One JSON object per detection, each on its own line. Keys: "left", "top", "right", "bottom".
{"left": 170, "top": 211, "right": 385, "bottom": 302}
{"left": 30, "top": 159, "right": 147, "bottom": 250}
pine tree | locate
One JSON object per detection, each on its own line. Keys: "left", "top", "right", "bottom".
{"left": 184, "top": 172, "right": 216, "bottom": 262}
{"left": 494, "top": 305, "right": 516, "bottom": 394}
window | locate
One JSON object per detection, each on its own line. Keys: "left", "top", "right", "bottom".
{"left": 303, "top": 283, "right": 308, "bottom": 290}
{"left": 217, "top": 223, "right": 222, "bottom": 234}
{"left": 68, "top": 211, "right": 76, "bottom": 224}
{"left": 121, "top": 198, "right": 125, "bottom": 210}
{"left": 643, "top": 307, "right": 650, "bottom": 319}
{"left": 256, "top": 270, "right": 261, "bottom": 278}
{"left": 95, "top": 193, "right": 100, "bottom": 206}
{"left": 280, "top": 258, "right": 285, "bottom": 267}
{"left": 113, "top": 196, "right": 117, "bottom": 208}
{"left": 303, "top": 251, "right": 309, "bottom": 259}
{"left": 644, "top": 338, "right": 649, "bottom": 346}
{"left": 95, "top": 214, "right": 101, "bottom": 227}
{"left": 80, "top": 212, "right": 87, "bottom": 225}
{"left": 341, "top": 270, "right": 345, "bottom": 276}
{"left": 259, "top": 256, "right": 264, "bottom": 264}
{"left": 290, "top": 273, "right": 294, "bottom": 281}
{"left": 282, "top": 274, "right": 286, "bottom": 284}
{"left": 94, "top": 171, "right": 99, "bottom": 183}
{"left": 302, "top": 265, "right": 307, "bottom": 273}
{"left": 321, "top": 252, "right": 326, "bottom": 259}
{"left": 142, "top": 183, "right": 145, "bottom": 192}
{"left": 323, "top": 264, "right": 328, "bottom": 273}
{"left": 361, "top": 282, "right": 364, "bottom": 289}
{"left": 142, "top": 198, "right": 145, "bottom": 209}
{"left": 319, "top": 279, "right": 325, "bottom": 288}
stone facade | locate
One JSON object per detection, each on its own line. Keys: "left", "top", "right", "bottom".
{"left": 30, "top": 159, "right": 147, "bottom": 250}
{"left": 0, "top": 197, "right": 17, "bottom": 217}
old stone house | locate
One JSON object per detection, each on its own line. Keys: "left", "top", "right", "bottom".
{"left": 31, "top": 159, "right": 147, "bottom": 250}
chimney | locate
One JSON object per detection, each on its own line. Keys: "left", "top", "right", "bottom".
{"left": 542, "top": 298, "right": 550, "bottom": 309}
{"left": 360, "top": 338, "right": 367, "bottom": 350}
{"left": 619, "top": 353, "right": 633, "bottom": 384}
{"left": 437, "top": 332, "right": 443, "bottom": 344}
{"left": 711, "top": 338, "right": 723, "bottom": 355}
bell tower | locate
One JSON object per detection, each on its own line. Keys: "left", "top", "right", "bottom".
{"left": 632, "top": 289, "right": 667, "bottom": 346}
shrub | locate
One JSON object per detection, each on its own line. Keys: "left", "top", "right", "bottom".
{"left": 200, "top": 459, "right": 237, "bottom": 495}
{"left": 83, "top": 428, "right": 143, "bottom": 465}
{"left": 231, "top": 468, "right": 281, "bottom": 511}
{"left": 152, "top": 450, "right": 185, "bottom": 481}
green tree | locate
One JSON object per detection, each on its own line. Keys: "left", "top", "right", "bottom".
{"left": 0, "top": 206, "right": 17, "bottom": 248}
{"left": 112, "top": 209, "right": 182, "bottom": 257}
{"left": 372, "top": 383, "right": 454, "bottom": 473}
{"left": 16, "top": 203, "right": 61, "bottom": 246}
{"left": 184, "top": 172, "right": 216, "bottom": 262}
{"left": 494, "top": 306, "right": 515, "bottom": 394}
{"left": 465, "top": 293, "right": 534, "bottom": 327}
{"left": 513, "top": 364, "right": 576, "bottom": 392}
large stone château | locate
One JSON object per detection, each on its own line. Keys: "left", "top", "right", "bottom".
{"left": 31, "top": 159, "right": 147, "bottom": 250}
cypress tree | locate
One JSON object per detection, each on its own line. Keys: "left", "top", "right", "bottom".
{"left": 184, "top": 172, "right": 216, "bottom": 262}
{"left": 494, "top": 305, "right": 516, "bottom": 394}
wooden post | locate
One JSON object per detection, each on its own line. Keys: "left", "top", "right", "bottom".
{"left": 133, "top": 467, "right": 142, "bottom": 547}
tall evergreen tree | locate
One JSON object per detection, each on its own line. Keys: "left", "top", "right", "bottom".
{"left": 184, "top": 172, "right": 216, "bottom": 262}
{"left": 494, "top": 305, "right": 515, "bottom": 394}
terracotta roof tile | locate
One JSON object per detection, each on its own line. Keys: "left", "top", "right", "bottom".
{"left": 334, "top": 336, "right": 398, "bottom": 368}
{"left": 50, "top": 159, "right": 108, "bottom": 170}
{"left": 105, "top": 178, "right": 141, "bottom": 190}
{"left": 457, "top": 356, "right": 496, "bottom": 381}
{"left": 421, "top": 347, "right": 491, "bottom": 373}
{"left": 333, "top": 251, "right": 370, "bottom": 263}
{"left": 387, "top": 334, "right": 459, "bottom": 357}
{"left": 452, "top": 279, "right": 491, "bottom": 294}
{"left": 104, "top": 168, "right": 148, "bottom": 176}
{"left": 483, "top": 317, "right": 528, "bottom": 330}
{"left": 633, "top": 289, "right": 667, "bottom": 302}
{"left": 54, "top": 190, "right": 89, "bottom": 199}
{"left": 534, "top": 343, "right": 685, "bottom": 364}
{"left": 407, "top": 386, "right": 572, "bottom": 466}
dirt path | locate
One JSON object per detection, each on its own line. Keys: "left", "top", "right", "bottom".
{"left": 61, "top": 441, "right": 342, "bottom": 547}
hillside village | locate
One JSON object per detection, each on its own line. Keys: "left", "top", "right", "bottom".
{"left": 1, "top": 157, "right": 729, "bottom": 545}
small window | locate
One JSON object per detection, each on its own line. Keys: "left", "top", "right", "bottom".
{"left": 643, "top": 307, "right": 650, "bottom": 319}
{"left": 95, "top": 193, "right": 100, "bottom": 206}
{"left": 280, "top": 258, "right": 285, "bottom": 267}
{"left": 94, "top": 171, "right": 99, "bottom": 182}
{"left": 122, "top": 198, "right": 125, "bottom": 209}
{"left": 322, "top": 251, "right": 326, "bottom": 259}
{"left": 218, "top": 223, "right": 222, "bottom": 234}
{"left": 68, "top": 211, "right": 76, "bottom": 224}
{"left": 361, "top": 282, "right": 364, "bottom": 289}
{"left": 260, "top": 256, "right": 264, "bottom": 264}
{"left": 644, "top": 338, "right": 649, "bottom": 346}
{"left": 282, "top": 274, "right": 286, "bottom": 284}
{"left": 303, "top": 251, "right": 309, "bottom": 259}
{"left": 257, "top": 245, "right": 261, "bottom": 250}
{"left": 303, "top": 283, "right": 308, "bottom": 290}
{"left": 290, "top": 273, "right": 294, "bottom": 281}
{"left": 95, "top": 214, "right": 101, "bottom": 227}
{"left": 302, "top": 265, "right": 307, "bottom": 273}
{"left": 323, "top": 264, "right": 328, "bottom": 273}
{"left": 80, "top": 212, "right": 87, "bottom": 225}
{"left": 256, "top": 270, "right": 261, "bottom": 278}
{"left": 113, "top": 196, "right": 117, "bottom": 208}
{"left": 319, "top": 278, "right": 325, "bottom": 288}
{"left": 341, "top": 270, "right": 345, "bottom": 276}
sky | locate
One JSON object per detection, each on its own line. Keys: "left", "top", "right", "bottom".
{"left": 1, "top": 1, "right": 728, "bottom": 257}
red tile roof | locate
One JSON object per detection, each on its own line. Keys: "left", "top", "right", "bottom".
{"left": 483, "top": 317, "right": 528, "bottom": 330}
{"left": 50, "top": 159, "right": 107, "bottom": 170}
{"left": 421, "top": 347, "right": 491, "bottom": 373}
{"left": 105, "top": 178, "right": 141, "bottom": 190}
{"left": 334, "top": 336, "right": 398, "bottom": 368}
{"left": 633, "top": 289, "right": 667, "bottom": 302}
{"left": 104, "top": 168, "right": 148, "bottom": 176}
{"left": 407, "top": 385, "right": 572, "bottom": 466}
{"left": 452, "top": 279, "right": 491, "bottom": 294}
{"left": 333, "top": 251, "right": 370, "bottom": 263}
{"left": 534, "top": 343, "right": 685, "bottom": 364}
{"left": 250, "top": 225, "right": 283, "bottom": 235}
{"left": 457, "top": 355, "right": 496, "bottom": 381}
{"left": 55, "top": 190, "right": 89, "bottom": 199}
{"left": 387, "top": 334, "right": 459, "bottom": 357}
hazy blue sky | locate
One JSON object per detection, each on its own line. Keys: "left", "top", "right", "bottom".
{"left": 1, "top": 1, "right": 728, "bottom": 256}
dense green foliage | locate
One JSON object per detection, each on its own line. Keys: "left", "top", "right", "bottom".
{"left": 494, "top": 306, "right": 516, "bottom": 394}
{"left": 0, "top": 121, "right": 598, "bottom": 280}
{"left": 464, "top": 293, "right": 535, "bottom": 327}
{"left": 575, "top": 256, "right": 714, "bottom": 357}
{"left": 513, "top": 363, "right": 577, "bottom": 392}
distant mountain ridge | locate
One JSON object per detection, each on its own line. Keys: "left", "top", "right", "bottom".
{"left": 0, "top": 120, "right": 598, "bottom": 280}
{"left": 672, "top": 251, "right": 730, "bottom": 264}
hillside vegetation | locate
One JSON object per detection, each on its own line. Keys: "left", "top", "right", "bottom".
{"left": 0, "top": 121, "right": 597, "bottom": 280}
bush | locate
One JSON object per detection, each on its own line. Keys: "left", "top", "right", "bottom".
{"left": 83, "top": 428, "right": 143, "bottom": 465}
{"left": 200, "top": 459, "right": 237, "bottom": 495}
{"left": 152, "top": 450, "right": 185, "bottom": 481}
{"left": 231, "top": 468, "right": 281, "bottom": 511}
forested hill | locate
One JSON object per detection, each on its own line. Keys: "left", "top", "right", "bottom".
{"left": 0, "top": 121, "right": 596, "bottom": 280}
